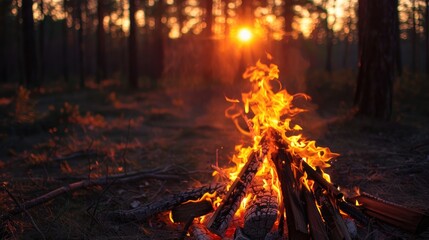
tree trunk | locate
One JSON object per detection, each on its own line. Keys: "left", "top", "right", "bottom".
{"left": 342, "top": 6, "right": 352, "bottom": 69}
{"left": 426, "top": 0, "right": 429, "bottom": 75}
{"left": 324, "top": 0, "right": 336, "bottom": 74}
{"left": 203, "top": 0, "right": 214, "bottom": 84}
{"left": 283, "top": 0, "right": 294, "bottom": 37}
{"left": 96, "top": 0, "right": 106, "bottom": 84}
{"left": 394, "top": 0, "right": 403, "bottom": 76}
{"left": 145, "top": 0, "right": 164, "bottom": 89}
{"left": 39, "top": 0, "right": 45, "bottom": 83}
{"left": 205, "top": 0, "right": 213, "bottom": 37}
{"left": 22, "top": 0, "right": 38, "bottom": 87}
{"left": 325, "top": 27, "right": 333, "bottom": 73}
{"left": 128, "top": 0, "right": 138, "bottom": 88}
{"left": 76, "top": 0, "right": 84, "bottom": 88}
{"left": 239, "top": 0, "right": 253, "bottom": 25}
{"left": 0, "top": 0, "right": 12, "bottom": 83}
{"left": 63, "top": 0, "right": 69, "bottom": 82}
{"left": 354, "top": 0, "right": 396, "bottom": 120}
{"left": 411, "top": 0, "right": 417, "bottom": 74}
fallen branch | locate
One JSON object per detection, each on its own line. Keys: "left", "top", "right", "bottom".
{"left": 51, "top": 150, "right": 99, "bottom": 162}
{"left": 109, "top": 183, "right": 226, "bottom": 222}
{"left": 0, "top": 167, "right": 182, "bottom": 221}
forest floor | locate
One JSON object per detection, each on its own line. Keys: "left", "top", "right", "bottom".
{"left": 0, "top": 71, "right": 429, "bottom": 239}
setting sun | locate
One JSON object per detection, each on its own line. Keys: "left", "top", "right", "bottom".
{"left": 237, "top": 27, "right": 253, "bottom": 42}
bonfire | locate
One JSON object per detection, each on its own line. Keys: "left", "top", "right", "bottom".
{"left": 109, "top": 59, "right": 428, "bottom": 240}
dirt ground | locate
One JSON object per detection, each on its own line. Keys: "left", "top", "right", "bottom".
{"left": 0, "top": 72, "right": 429, "bottom": 239}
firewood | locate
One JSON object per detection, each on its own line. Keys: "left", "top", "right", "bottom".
{"left": 171, "top": 200, "right": 214, "bottom": 223}
{"left": 311, "top": 168, "right": 351, "bottom": 240}
{"left": 242, "top": 177, "right": 279, "bottom": 240}
{"left": 319, "top": 194, "right": 352, "bottom": 240}
{"left": 109, "top": 183, "right": 225, "bottom": 222}
{"left": 302, "top": 187, "right": 329, "bottom": 240}
{"left": 300, "top": 159, "right": 343, "bottom": 199}
{"left": 190, "top": 223, "right": 218, "bottom": 240}
{"left": 206, "top": 151, "right": 263, "bottom": 236}
{"left": 349, "top": 192, "right": 429, "bottom": 233}
{"left": 273, "top": 148, "right": 310, "bottom": 240}
{"left": 234, "top": 227, "right": 251, "bottom": 240}
{"left": 336, "top": 200, "right": 369, "bottom": 226}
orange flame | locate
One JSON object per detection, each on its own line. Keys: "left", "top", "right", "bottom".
{"left": 220, "top": 59, "right": 339, "bottom": 219}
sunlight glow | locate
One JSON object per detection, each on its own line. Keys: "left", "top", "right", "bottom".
{"left": 237, "top": 27, "right": 253, "bottom": 42}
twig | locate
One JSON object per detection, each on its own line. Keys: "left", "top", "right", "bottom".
{"left": 0, "top": 168, "right": 182, "bottom": 221}
{"left": 2, "top": 186, "right": 46, "bottom": 239}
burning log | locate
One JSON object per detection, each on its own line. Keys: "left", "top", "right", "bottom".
{"left": 300, "top": 159, "right": 343, "bottom": 199}
{"left": 171, "top": 200, "right": 214, "bottom": 240}
{"left": 273, "top": 147, "right": 310, "bottom": 240}
{"left": 302, "top": 187, "right": 329, "bottom": 240}
{"left": 319, "top": 193, "right": 352, "bottom": 240}
{"left": 190, "top": 223, "right": 218, "bottom": 240}
{"left": 242, "top": 176, "right": 279, "bottom": 240}
{"left": 336, "top": 200, "right": 369, "bottom": 226}
{"left": 171, "top": 200, "right": 214, "bottom": 223}
{"left": 206, "top": 151, "right": 263, "bottom": 236}
{"left": 109, "top": 183, "right": 225, "bottom": 222}
{"left": 311, "top": 167, "right": 351, "bottom": 240}
{"left": 350, "top": 192, "right": 429, "bottom": 233}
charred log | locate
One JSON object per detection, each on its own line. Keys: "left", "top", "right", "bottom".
{"left": 303, "top": 187, "right": 329, "bottom": 240}
{"left": 206, "top": 152, "right": 263, "bottom": 236}
{"left": 243, "top": 176, "right": 279, "bottom": 240}
{"left": 319, "top": 194, "right": 351, "bottom": 240}
{"left": 190, "top": 223, "right": 217, "bottom": 240}
{"left": 109, "top": 183, "right": 225, "bottom": 222}
{"left": 273, "top": 147, "right": 309, "bottom": 240}
{"left": 350, "top": 192, "right": 429, "bottom": 233}
{"left": 171, "top": 200, "right": 214, "bottom": 223}
{"left": 337, "top": 200, "right": 369, "bottom": 226}
{"left": 301, "top": 159, "right": 343, "bottom": 199}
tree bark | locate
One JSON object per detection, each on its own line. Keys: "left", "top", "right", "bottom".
{"left": 411, "top": 0, "right": 417, "bottom": 74}
{"left": 146, "top": 0, "right": 164, "bottom": 89}
{"left": 394, "top": 0, "right": 403, "bottom": 76}
{"left": 96, "top": 0, "right": 106, "bottom": 84}
{"left": 128, "top": 0, "right": 138, "bottom": 88}
{"left": 0, "top": 0, "right": 12, "bottom": 83}
{"left": 283, "top": 0, "right": 294, "bottom": 37}
{"left": 39, "top": 0, "right": 45, "bottom": 83}
{"left": 76, "top": 0, "right": 85, "bottom": 88}
{"left": 426, "top": 0, "right": 429, "bottom": 75}
{"left": 354, "top": 0, "right": 396, "bottom": 120}
{"left": 324, "top": 0, "right": 336, "bottom": 73}
{"left": 22, "top": 0, "right": 38, "bottom": 87}
{"left": 203, "top": 0, "right": 214, "bottom": 83}
{"left": 342, "top": 5, "right": 352, "bottom": 69}
{"left": 63, "top": 0, "right": 69, "bottom": 82}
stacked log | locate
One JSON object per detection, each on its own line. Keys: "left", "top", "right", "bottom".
{"left": 242, "top": 175, "right": 279, "bottom": 239}
{"left": 206, "top": 152, "right": 263, "bottom": 236}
